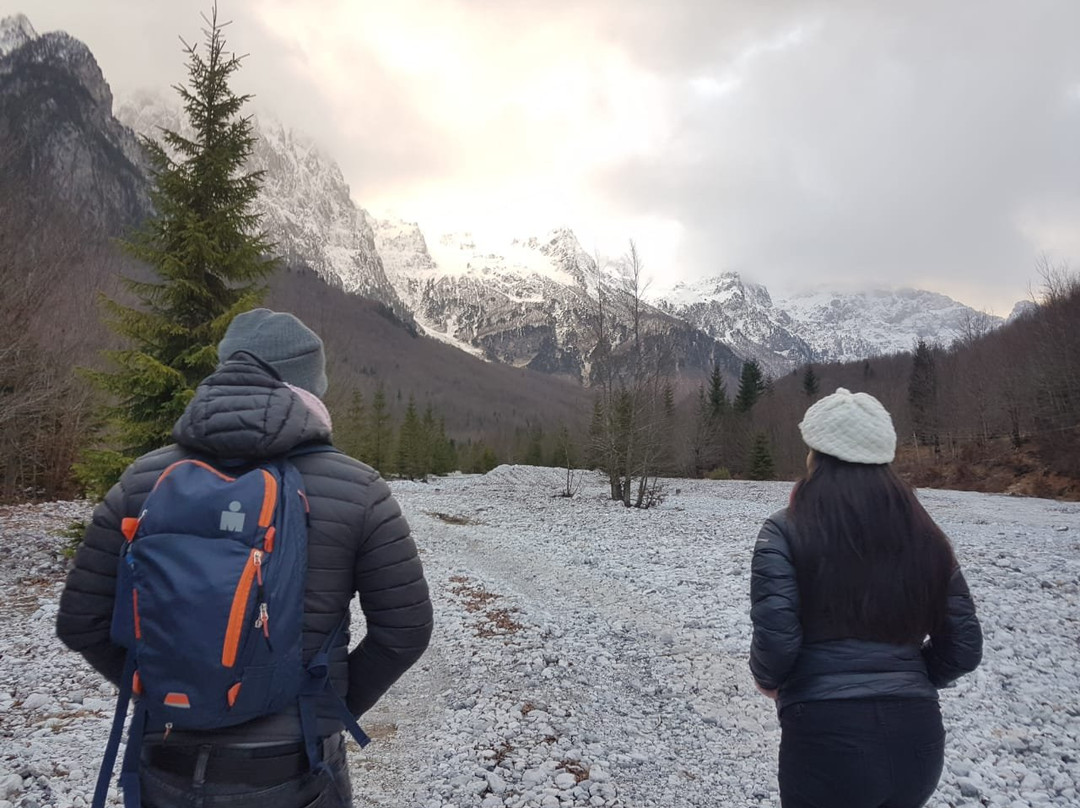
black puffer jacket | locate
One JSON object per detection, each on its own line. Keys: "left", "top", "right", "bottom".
{"left": 750, "top": 509, "right": 981, "bottom": 711}
{"left": 56, "top": 357, "right": 433, "bottom": 742}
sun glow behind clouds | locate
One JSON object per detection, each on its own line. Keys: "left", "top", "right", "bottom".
{"left": 256, "top": 0, "right": 675, "bottom": 267}
{"left": 247, "top": 1, "right": 1079, "bottom": 305}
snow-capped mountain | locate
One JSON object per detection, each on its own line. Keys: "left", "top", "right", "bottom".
{"left": 375, "top": 217, "right": 1007, "bottom": 379}
{"left": 374, "top": 222, "right": 602, "bottom": 375}
{"left": 776, "top": 288, "right": 1005, "bottom": 361}
{"left": 115, "top": 91, "right": 412, "bottom": 323}
{"left": 374, "top": 221, "right": 741, "bottom": 381}
{"left": 651, "top": 275, "right": 1008, "bottom": 368}
{"left": 653, "top": 273, "right": 814, "bottom": 376}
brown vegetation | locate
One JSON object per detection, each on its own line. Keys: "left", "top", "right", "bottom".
{"left": 448, "top": 575, "right": 525, "bottom": 638}
{"left": 744, "top": 264, "right": 1080, "bottom": 500}
{"left": 895, "top": 440, "right": 1080, "bottom": 501}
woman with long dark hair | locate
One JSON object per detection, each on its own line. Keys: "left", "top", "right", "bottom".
{"left": 750, "top": 388, "right": 982, "bottom": 808}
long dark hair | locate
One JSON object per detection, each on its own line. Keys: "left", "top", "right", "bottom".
{"left": 789, "top": 452, "right": 956, "bottom": 644}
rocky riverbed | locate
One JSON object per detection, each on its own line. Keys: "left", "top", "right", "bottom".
{"left": 1, "top": 468, "right": 1077, "bottom": 807}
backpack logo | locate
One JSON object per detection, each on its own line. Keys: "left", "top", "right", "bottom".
{"left": 220, "top": 500, "right": 246, "bottom": 532}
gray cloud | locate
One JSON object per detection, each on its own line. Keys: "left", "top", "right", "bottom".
{"left": 590, "top": 1, "right": 1080, "bottom": 309}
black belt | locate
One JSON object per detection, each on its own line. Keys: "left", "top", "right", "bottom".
{"left": 143, "top": 735, "right": 342, "bottom": 786}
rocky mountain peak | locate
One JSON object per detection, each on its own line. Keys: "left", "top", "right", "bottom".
{"left": 0, "top": 17, "right": 148, "bottom": 233}
{"left": 662, "top": 271, "right": 773, "bottom": 308}
{"left": 526, "top": 228, "right": 594, "bottom": 289}
{"left": 1007, "top": 299, "right": 1038, "bottom": 323}
{"left": 0, "top": 13, "right": 36, "bottom": 57}
{"left": 7, "top": 29, "right": 114, "bottom": 112}
{"left": 370, "top": 217, "right": 433, "bottom": 269}
{"left": 654, "top": 272, "right": 810, "bottom": 375}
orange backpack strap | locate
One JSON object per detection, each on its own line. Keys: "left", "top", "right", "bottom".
{"left": 121, "top": 518, "right": 139, "bottom": 542}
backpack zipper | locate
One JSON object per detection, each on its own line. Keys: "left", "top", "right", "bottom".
{"left": 252, "top": 550, "right": 272, "bottom": 648}
{"left": 222, "top": 549, "right": 259, "bottom": 668}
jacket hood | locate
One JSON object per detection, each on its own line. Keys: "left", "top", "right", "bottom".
{"left": 172, "top": 356, "right": 332, "bottom": 459}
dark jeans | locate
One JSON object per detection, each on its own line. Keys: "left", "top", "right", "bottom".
{"left": 779, "top": 699, "right": 945, "bottom": 808}
{"left": 139, "top": 736, "right": 353, "bottom": 808}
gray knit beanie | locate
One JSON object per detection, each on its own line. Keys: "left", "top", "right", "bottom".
{"left": 798, "top": 387, "right": 896, "bottom": 464}
{"left": 217, "top": 309, "right": 328, "bottom": 398}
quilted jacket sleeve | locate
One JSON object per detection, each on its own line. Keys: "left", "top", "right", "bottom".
{"left": 749, "top": 511, "right": 803, "bottom": 691}
{"left": 346, "top": 476, "right": 433, "bottom": 717}
{"left": 55, "top": 477, "right": 130, "bottom": 685}
{"left": 922, "top": 566, "right": 982, "bottom": 687}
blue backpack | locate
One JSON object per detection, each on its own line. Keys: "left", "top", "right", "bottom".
{"left": 92, "top": 448, "right": 369, "bottom": 808}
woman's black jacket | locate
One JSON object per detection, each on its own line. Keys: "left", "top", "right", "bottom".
{"left": 750, "top": 508, "right": 981, "bottom": 711}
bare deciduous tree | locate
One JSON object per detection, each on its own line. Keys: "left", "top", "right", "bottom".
{"left": 0, "top": 166, "right": 97, "bottom": 500}
{"left": 587, "top": 241, "right": 674, "bottom": 508}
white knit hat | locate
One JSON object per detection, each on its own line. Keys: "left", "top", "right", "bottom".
{"left": 798, "top": 387, "right": 896, "bottom": 464}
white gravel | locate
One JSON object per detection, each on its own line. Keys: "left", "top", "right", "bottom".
{"left": 1, "top": 468, "right": 1078, "bottom": 807}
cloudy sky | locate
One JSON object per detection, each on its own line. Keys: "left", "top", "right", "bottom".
{"left": 9, "top": 1, "right": 1080, "bottom": 313}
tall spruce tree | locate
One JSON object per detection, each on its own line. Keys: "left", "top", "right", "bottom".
{"left": 396, "top": 395, "right": 424, "bottom": 480}
{"left": 82, "top": 8, "right": 276, "bottom": 489}
{"left": 802, "top": 365, "right": 820, "bottom": 398}
{"left": 430, "top": 416, "right": 457, "bottom": 475}
{"left": 419, "top": 404, "right": 436, "bottom": 477}
{"left": 747, "top": 432, "right": 775, "bottom": 480}
{"left": 364, "top": 384, "right": 394, "bottom": 472}
{"left": 337, "top": 390, "right": 367, "bottom": 459}
{"left": 707, "top": 364, "right": 729, "bottom": 417}
{"left": 523, "top": 425, "right": 545, "bottom": 466}
{"left": 909, "top": 340, "right": 939, "bottom": 447}
{"left": 734, "top": 360, "right": 767, "bottom": 413}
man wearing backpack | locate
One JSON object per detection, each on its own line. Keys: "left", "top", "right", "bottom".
{"left": 57, "top": 309, "right": 433, "bottom": 808}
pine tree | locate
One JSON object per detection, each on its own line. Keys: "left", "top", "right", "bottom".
{"left": 550, "top": 424, "right": 579, "bottom": 470}
{"left": 734, "top": 360, "right": 767, "bottom": 413}
{"left": 337, "top": 390, "right": 367, "bottom": 459}
{"left": 364, "top": 383, "right": 394, "bottom": 472}
{"left": 747, "top": 432, "right": 775, "bottom": 480}
{"left": 586, "top": 397, "right": 605, "bottom": 469}
{"left": 523, "top": 425, "right": 544, "bottom": 466}
{"left": 663, "top": 381, "right": 676, "bottom": 418}
{"left": 463, "top": 441, "right": 499, "bottom": 474}
{"left": 396, "top": 395, "right": 423, "bottom": 480}
{"left": 909, "top": 340, "right": 939, "bottom": 447}
{"left": 480, "top": 445, "right": 499, "bottom": 473}
{"left": 431, "top": 417, "right": 457, "bottom": 475}
{"left": 81, "top": 8, "right": 276, "bottom": 490}
{"left": 802, "top": 365, "right": 820, "bottom": 399}
{"left": 707, "top": 364, "right": 728, "bottom": 417}
{"left": 419, "top": 404, "right": 439, "bottom": 477}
